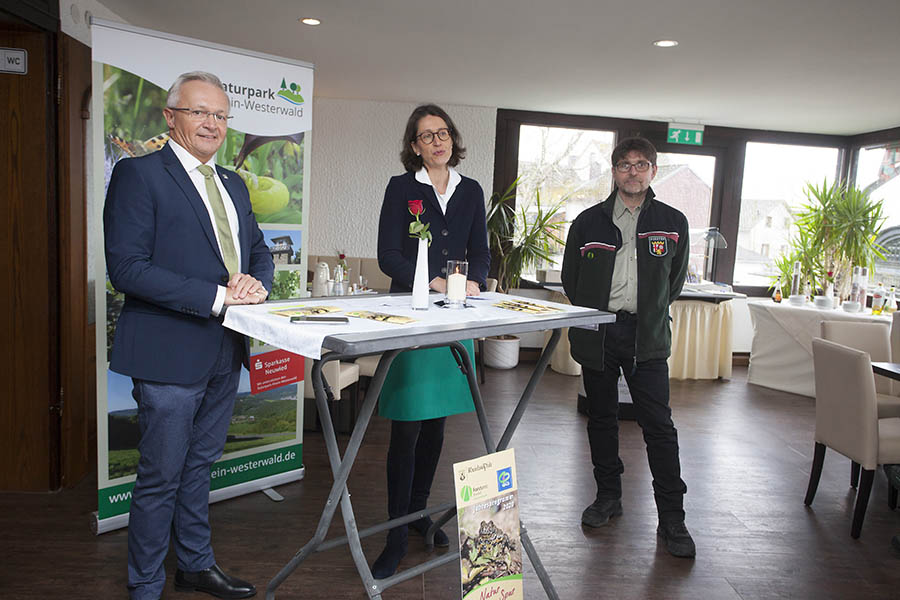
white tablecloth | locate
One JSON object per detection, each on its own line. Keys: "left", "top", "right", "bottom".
{"left": 747, "top": 301, "right": 890, "bottom": 397}
{"left": 669, "top": 300, "right": 734, "bottom": 380}
{"left": 224, "top": 292, "right": 589, "bottom": 359}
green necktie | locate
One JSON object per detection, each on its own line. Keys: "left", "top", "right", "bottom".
{"left": 197, "top": 164, "right": 239, "bottom": 277}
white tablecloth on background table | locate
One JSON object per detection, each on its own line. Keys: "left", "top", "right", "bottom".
{"left": 669, "top": 299, "right": 734, "bottom": 380}
{"left": 747, "top": 301, "right": 890, "bottom": 397}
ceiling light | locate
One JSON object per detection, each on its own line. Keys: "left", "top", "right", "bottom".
{"left": 300, "top": 17, "right": 321, "bottom": 26}
{"left": 653, "top": 40, "right": 678, "bottom": 48}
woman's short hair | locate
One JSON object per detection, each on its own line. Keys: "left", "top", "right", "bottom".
{"left": 400, "top": 104, "right": 467, "bottom": 172}
{"left": 167, "top": 71, "right": 228, "bottom": 108}
{"left": 611, "top": 136, "right": 658, "bottom": 166}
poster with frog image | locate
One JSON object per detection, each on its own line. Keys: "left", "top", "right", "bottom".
{"left": 453, "top": 449, "right": 523, "bottom": 600}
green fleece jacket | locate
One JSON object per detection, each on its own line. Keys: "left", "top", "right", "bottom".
{"left": 561, "top": 187, "right": 689, "bottom": 368}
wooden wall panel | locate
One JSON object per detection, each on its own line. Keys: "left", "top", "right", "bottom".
{"left": 57, "top": 33, "right": 95, "bottom": 488}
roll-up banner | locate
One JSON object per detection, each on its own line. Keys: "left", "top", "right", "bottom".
{"left": 90, "top": 19, "right": 312, "bottom": 534}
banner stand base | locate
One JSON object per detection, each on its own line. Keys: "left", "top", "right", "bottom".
{"left": 91, "top": 466, "right": 305, "bottom": 535}
{"left": 262, "top": 487, "right": 285, "bottom": 502}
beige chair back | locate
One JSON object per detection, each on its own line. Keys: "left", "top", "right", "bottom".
{"left": 812, "top": 337, "right": 880, "bottom": 469}
{"left": 820, "top": 320, "right": 892, "bottom": 395}
{"left": 303, "top": 357, "right": 359, "bottom": 401}
{"left": 486, "top": 278, "right": 498, "bottom": 293}
{"left": 892, "top": 311, "right": 900, "bottom": 362}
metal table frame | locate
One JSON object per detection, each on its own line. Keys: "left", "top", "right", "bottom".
{"left": 256, "top": 302, "right": 613, "bottom": 599}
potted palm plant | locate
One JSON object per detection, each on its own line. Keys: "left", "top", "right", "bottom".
{"left": 782, "top": 179, "right": 885, "bottom": 301}
{"left": 482, "top": 180, "right": 567, "bottom": 368}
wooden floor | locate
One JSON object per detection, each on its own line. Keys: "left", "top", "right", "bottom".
{"left": 3, "top": 365, "right": 900, "bottom": 599}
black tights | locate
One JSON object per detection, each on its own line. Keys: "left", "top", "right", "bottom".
{"left": 386, "top": 417, "right": 446, "bottom": 522}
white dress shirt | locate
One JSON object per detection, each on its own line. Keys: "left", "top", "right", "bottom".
{"left": 415, "top": 166, "right": 461, "bottom": 214}
{"left": 168, "top": 140, "right": 242, "bottom": 315}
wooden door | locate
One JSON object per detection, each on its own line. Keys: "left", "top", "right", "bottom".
{"left": 0, "top": 19, "right": 58, "bottom": 490}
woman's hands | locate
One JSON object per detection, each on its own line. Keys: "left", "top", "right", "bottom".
{"left": 430, "top": 277, "right": 481, "bottom": 296}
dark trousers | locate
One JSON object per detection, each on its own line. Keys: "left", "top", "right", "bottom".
{"left": 582, "top": 313, "right": 686, "bottom": 523}
{"left": 126, "top": 331, "right": 243, "bottom": 600}
{"left": 386, "top": 418, "right": 446, "bottom": 524}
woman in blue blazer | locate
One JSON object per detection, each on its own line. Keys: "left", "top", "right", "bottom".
{"left": 372, "top": 104, "right": 490, "bottom": 578}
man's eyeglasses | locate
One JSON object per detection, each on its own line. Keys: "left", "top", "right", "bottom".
{"left": 614, "top": 161, "right": 653, "bottom": 173}
{"left": 415, "top": 128, "right": 451, "bottom": 144}
{"left": 169, "top": 107, "right": 233, "bottom": 123}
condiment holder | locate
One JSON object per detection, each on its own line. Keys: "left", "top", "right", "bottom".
{"left": 788, "top": 294, "right": 806, "bottom": 306}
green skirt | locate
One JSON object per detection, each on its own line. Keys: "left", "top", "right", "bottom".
{"left": 377, "top": 339, "right": 476, "bottom": 421}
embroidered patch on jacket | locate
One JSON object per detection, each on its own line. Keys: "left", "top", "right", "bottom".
{"left": 580, "top": 241, "right": 616, "bottom": 257}
{"left": 637, "top": 230, "right": 679, "bottom": 257}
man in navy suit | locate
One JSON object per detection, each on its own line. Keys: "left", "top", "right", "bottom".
{"left": 104, "top": 71, "right": 274, "bottom": 600}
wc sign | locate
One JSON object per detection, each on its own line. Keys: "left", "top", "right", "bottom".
{"left": 1, "top": 48, "right": 27, "bottom": 74}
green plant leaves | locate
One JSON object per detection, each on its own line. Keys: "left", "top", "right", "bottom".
{"left": 487, "top": 179, "right": 567, "bottom": 291}
{"left": 778, "top": 178, "right": 885, "bottom": 293}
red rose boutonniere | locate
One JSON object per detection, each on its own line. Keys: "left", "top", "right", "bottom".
{"left": 408, "top": 199, "right": 432, "bottom": 245}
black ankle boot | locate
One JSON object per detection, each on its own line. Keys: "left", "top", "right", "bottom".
{"left": 409, "top": 516, "right": 450, "bottom": 548}
{"left": 371, "top": 526, "right": 408, "bottom": 579}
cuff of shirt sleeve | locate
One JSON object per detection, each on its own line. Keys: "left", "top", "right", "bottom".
{"left": 211, "top": 285, "right": 226, "bottom": 316}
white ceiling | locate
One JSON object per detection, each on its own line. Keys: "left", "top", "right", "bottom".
{"left": 98, "top": 0, "right": 900, "bottom": 136}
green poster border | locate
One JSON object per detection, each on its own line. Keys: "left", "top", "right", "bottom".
{"left": 98, "top": 443, "right": 302, "bottom": 519}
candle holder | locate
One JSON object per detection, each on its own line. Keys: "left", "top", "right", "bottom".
{"left": 445, "top": 260, "right": 468, "bottom": 308}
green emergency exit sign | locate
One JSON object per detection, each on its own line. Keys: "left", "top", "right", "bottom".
{"left": 667, "top": 123, "right": 704, "bottom": 146}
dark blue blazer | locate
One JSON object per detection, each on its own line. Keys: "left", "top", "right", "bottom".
{"left": 104, "top": 143, "right": 274, "bottom": 384}
{"left": 377, "top": 171, "right": 490, "bottom": 292}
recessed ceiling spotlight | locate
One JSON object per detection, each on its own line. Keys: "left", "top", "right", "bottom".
{"left": 653, "top": 39, "right": 678, "bottom": 48}
{"left": 300, "top": 17, "right": 321, "bottom": 26}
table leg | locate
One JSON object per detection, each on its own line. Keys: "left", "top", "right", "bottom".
{"left": 446, "top": 334, "right": 562, "bottom": 598}
{"left": 266, "top": 350, "right": 400, "bottom": 600}
{"left": 266, "top": 332, "right": 563, "bottom": 599}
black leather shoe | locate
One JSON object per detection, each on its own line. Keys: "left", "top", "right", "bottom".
{"left": 174, "top": 564, "right": 256, "bottom": 599}
{"left": 409, "top": 516, "right": 450, "bottom": 548}
{"left": 581, "top": 498, "right": 623, "bottom": 528}
{"left": 657, "top": 521, "right": 696, "bottom": 558}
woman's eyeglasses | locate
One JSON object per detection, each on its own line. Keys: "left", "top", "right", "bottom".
{"left": 415, "top": 128, "right": 451, "bottom": 144}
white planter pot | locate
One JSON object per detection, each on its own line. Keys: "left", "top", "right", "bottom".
{"left": 483, "top": 335, "right": 520, "bottom": 369}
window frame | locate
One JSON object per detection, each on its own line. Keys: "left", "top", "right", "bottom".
{"left": 493, "top": 109, "right": 873, "bottom": 296}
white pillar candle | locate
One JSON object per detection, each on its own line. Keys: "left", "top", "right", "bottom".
{"left": 447, "top": 272, "right": 467, "bottom": 301}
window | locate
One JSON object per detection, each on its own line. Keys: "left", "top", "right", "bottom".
{"left": 654, "top": 152, "right": 716, "bottom": 281}
{"left": 733, "top": 142, "right": 840, "bottom": 287}
{"left": 494, "top": 109, "right": 857, "bottom": 290}
{"left": 858, "top": 143, "right": 900, "bottom": 286}
{"left": 515, "top": 125, "right": 616, "bottom": 276}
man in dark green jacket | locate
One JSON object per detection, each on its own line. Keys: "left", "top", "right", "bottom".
{"left": 561, "top": 137, "right": 695, "bottom": 558}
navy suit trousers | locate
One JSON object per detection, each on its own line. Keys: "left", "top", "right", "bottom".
{"left": 582, "top": 313, "right": 687, "bottom": 524}
{"left": 126, "top": 329, "right": 243, "bottom": 600}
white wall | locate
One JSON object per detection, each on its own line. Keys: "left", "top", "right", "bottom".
{"left": 309, "top": 97, "right": 497, "bottom": 258}
{"left": 59, "top": 0, "right": 128, "bottom": 46}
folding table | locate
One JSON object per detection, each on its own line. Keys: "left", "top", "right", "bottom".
{"left": 224, "top": 292, "right": 613, "bottom": 599}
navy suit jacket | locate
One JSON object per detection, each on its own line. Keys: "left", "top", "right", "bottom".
{"left": 377, "top": 171, "right": 490, "bottom": 292}
{"left": 104, "top": 143, "right": 274, "bottom": 384}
